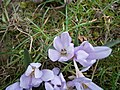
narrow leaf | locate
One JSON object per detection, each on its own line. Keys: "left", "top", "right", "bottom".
{"left": 23, "top": 49, "right": 32, "bottom": 69}
{"left": 104, "top": 39, "right": 120, "bottom": 47}
{"left": 74, "top": 30, "right": 79, "bottom": 47}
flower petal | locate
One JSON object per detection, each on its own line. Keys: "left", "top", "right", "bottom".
{"left": 66, "top": 43, "right": 74, "bottom": 60}
{"left": 51, "top": 76, "right": 61, "bottom": 86}
{"left": 88, "top": 46, "right": 112, "bottom": 60}
{"left": 75, "top": 50, "right": 90, "bottom": 67}
{"left": 79, "top": 41, "right": 95, "bottom": 53}
{"left": 53, "top": 36, "right": 63, "bottom": 52}
{"left": 31, "top": 76, "right": 42, "bottom": 87}
{"left": 81, "top": 66, "right": 91, "bottom": 72}
{"left": 20, "top": 74, "right": 31, "bottom": 89}
{"left": 67, "top": 81, "right": 75, "bottom": 87}
{"left": 77, "top": 59, "right": 96, "bottom": 67}
{"left": 59, "top": 73, "right": 67, "bottom": 89}
{"left": 48, "top": 49, "right": 61, "bottom": 61}
{"left": 75, "top": 82, "right": 83, "bottom": 90}
{"left": 34, "top": 68, "right": 43, "bottom": 78}
{"left": 6, "top": 82, "right": 23, "bottom": 90}
{"left": 61, "top": 32, "right": 72, "bottom": 48}
{"left": 45, "top": 82, "right": 54, "bottom": 90}
{"left": 86, "top": 82, "right": 103, "bottom": 90}
{"left": 75, "top": 77, "right": 91, "bottom": 83}
{"left": 52, "top": 67, "right": 60, "bottom": 75}
{"left": 59, "top": 73, "right": 66, "bottom": 82}
{"left": 58, "top": 56, "right": 69, "bottom": 62}
{"left": 76, "top": 50, "right": 89, "bottom": 60}
{"left": 30, "top": 63, "right": 41, "bottom": 68}
{"left": 41, "top": 69, "right": 54, "bottom": 81}
{"left": 25, "top": 65, "right": 33, "bottom": 76}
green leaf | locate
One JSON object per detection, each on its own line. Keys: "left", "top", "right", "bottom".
{"left": 23, "top": 49, "right": 32, "bottom": 69}
{"left": 5, "top": 0, "right": 11, "bottom": 7}
{"left": 74, "top": 30, "right": 79, "bottom": 47}
{"left": 104, "top": 39, "right": 120, "bottom": 47}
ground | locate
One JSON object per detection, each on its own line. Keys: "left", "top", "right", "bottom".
{"left": 0, "top": 0, "right": 120, "bottom": 90}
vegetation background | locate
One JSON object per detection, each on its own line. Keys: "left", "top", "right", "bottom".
{"left": 0, "top": 0, "right": 120, "bottom": 90}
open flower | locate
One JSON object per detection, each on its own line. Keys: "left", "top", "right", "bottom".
{"left": 48, "top": 32, "right": 74, "bottom": 62}
{"left": 20, "top": 63, "right": 54, "bottom": 89}
{"left": 45, "top": 67, "right": 67, "bottom": 90}
{"left": 74, "top": 41, "right": 112, "bottom": 70}
{"left": 67, "top": 60, "right": 103, "bottom": 90}
{"left": 6, "top": 82, "right": 23, "bottom": 90}
{"left": 67, "top": 77, "right": 103, "bottom": 90}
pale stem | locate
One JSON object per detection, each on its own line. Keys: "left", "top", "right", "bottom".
{"left": 73, "top": 60, "right": 84, "bottom": 78}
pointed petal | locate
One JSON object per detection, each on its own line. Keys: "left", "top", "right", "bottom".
{"left": 52, "top": 67, "right": 60, "bottom": 75}
{"left": 25, "top": 65, "right": 33, "bottom": 76}
{"left": 6, "top": 82, "right": 23, "bottom": 90}
{"left": 86, "top": 82, "right": 103, "bottom": 90}
{"left": 20, "top": 74, "right": 31, "bottom": 89}
{"left": 34, "top": 68, "right": 43, "bottom": 78}
{"left": 41, "top": 69, "right": 54, "bottom": 81}
{"left": 88, "top": 46, "right": 112, "bottom": 60}
{"left": 61, "top": 32, "right": 72, "bottom": 48}
{"left": 51, "top": 76, "right": 61, "bottom": 86}
{"left": 31, "top": 76, "right": 42, "bottom": 87}
{"left": 30, "top": 63, "right": 41, "bottom": 68}
{"left": 80, "top": 41, "right": 95, "bottom": 53}
{"left": 53, "top": 36, "right": 63, "bottom": 52}
{"left": 45, "top": 82, "right": 54, "bottom": 90}
{"left": 48, "top": 49, "right": 61, "bottom": 61}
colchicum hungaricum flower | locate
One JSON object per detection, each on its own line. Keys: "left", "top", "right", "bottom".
{"left": 45, "top": 67, "right": 67, "bottom": 90}
{"left": 6, "top": 82, "right": 23, "bottom": 90}
{"left": 74, "top": 41, "right": 112, "bottom": 71}
{"left": 20, "top": 63, "right": 54, "bottom": 89}
{"left": 48, "top": 32, "right": 74, "bottom": 62}
{"left": 67, "top": 60, "right": 103, "bottom": 90}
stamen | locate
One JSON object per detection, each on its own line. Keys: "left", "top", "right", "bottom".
{"left": 61, "top": 49, "right": 67, "bottom": 55}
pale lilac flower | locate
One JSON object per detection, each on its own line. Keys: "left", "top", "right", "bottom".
{"left": 20, "top": 63, "right": 54, "bottom": 89}
{"left": 74, "top": 41, "right": 112, "bottom": 70}
{"left": 48, "top": 32, "right": 74, "bottom": 62}
{"left": 6, "top": 82, "right": 23, "bottom": 90}
{"left": 45, "top": 67, "right": 67, "bottom": 90}
{"left": 67, "top": 60, "right": 103, "bottom": 90}
{"left": 67, "top": 77, "right": 103, "bottom": 90}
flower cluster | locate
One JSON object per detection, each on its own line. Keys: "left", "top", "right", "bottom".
{"left": 6, "top": 32, "right": 112, "bottom": 90}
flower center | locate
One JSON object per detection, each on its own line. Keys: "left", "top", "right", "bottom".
{"left": 61, "top": 49, "right": 67, "bottom": 55}
{"left": 82, "top": 83, "right": 88, "bottom": 89}
{"left": 30, "top": 67, "right": 35, "bottom": 76}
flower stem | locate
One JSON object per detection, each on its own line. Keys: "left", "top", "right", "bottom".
{"left": 73, "top": 60, "right": 84, "bottom": 78}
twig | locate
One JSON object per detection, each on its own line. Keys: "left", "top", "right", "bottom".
{"left": 15, "top": 26, "right": 33, "bottom": 53}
